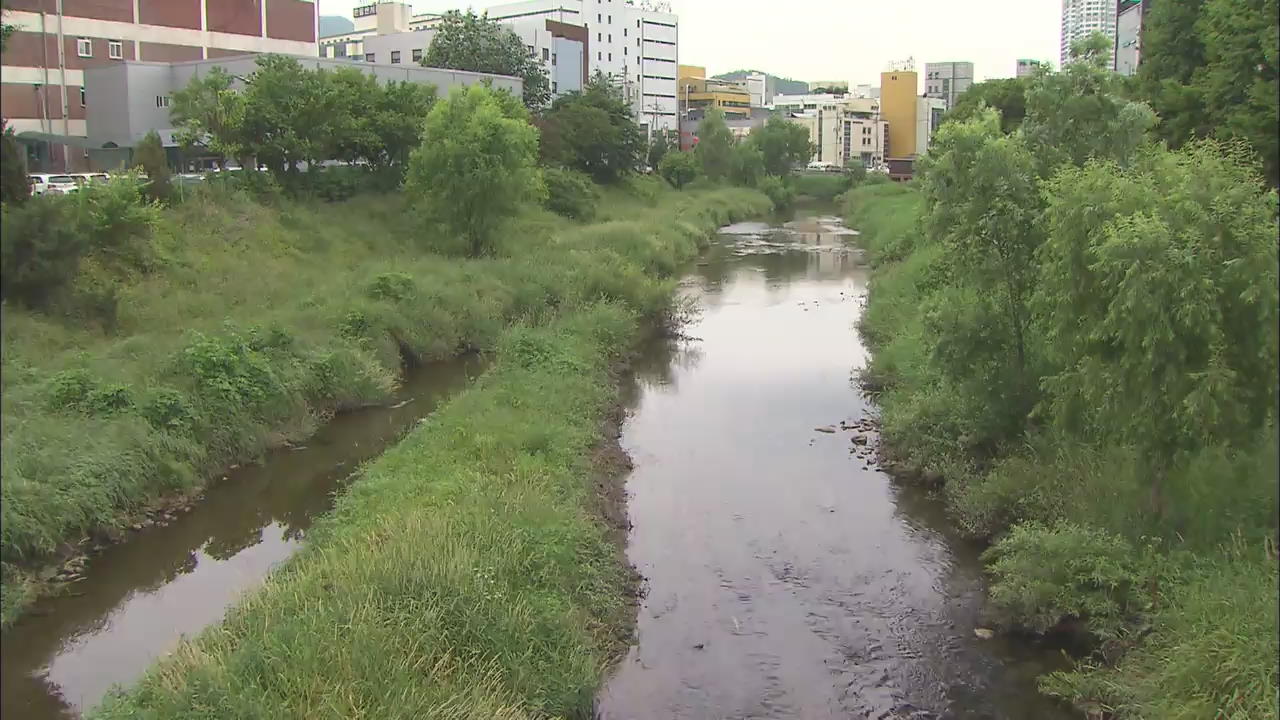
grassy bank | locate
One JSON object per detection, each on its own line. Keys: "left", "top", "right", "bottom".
{"left": 1, "top": 180, "right": 771, "bottom": 626}
{"left": 85, "top": 184, "right": 769, "bottom": 718}
{"left": 844, "top": 182, "right": 1278, "bottom": 718}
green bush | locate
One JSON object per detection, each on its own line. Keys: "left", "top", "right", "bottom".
{"left": 791, "top": 171, "right": 852, "bottom": 201}
{"left": 1, "top": 123, "right": 29, "bottom": 205}
{"left": 0, "top": 196, "right": 85, "bottom": 307}
{"left": 658, "top": 150, "right": 699, "bottom": 189}
{"left": 203, "top": 168, "right": 284, "bottom": 201}
{"left": 68, "top": 172, "right": 161, "bottom": 271}
{"left": 133, "top": 130, "right": 172, "bottom": 203}
{"left": 542, "top": 166, "right": 599, "bottom": 220}
{"left": 366, "top": 272, "right": 417, "bottom": 302}
{"left": 757, "top": 175, "right": 793, "bottom": 210}
{"left": 983, "top": 521, "right": 1149, "bottom": 639}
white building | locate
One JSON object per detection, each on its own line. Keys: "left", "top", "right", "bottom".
{"left": 320, "top": 0, "right": 678, "bottom": 131}
{"left": 1016, "top": 58, "right": 1045, "bottom": 77}
{"left": 363, "top": 16, "right": 586, "bottom": 97}
{"left": 744, "top": 72, "right": 768, "bottom": 107}
{"left": 485, "top": 0, "right": 679, "bottom": 132}
{"left": 772, "top": 95, "right": 887, "bottom": 169}
{"left": 923, "top": 61, "right": 973, "bottom": 111}
{"left": 1113, "top": 0, "right": 1147, "bottom": 76}
{"left": 1061, "top": 0, "right": 1117, "bottom": 68}
{"left": 915, "top": 96, "right": 947, "bottom": 157}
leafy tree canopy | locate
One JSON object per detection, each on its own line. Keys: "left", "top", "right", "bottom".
{"left": 405, "top": 85, "right": 543, "bottom": 256}
{"left": 748, "top": 115, "right": 813, "bottom": 175}
{"left": 658, "top": 149, "right": 699, "bottom": 189}
{"left": 945, "top": 77, "right": 1030, "bottom": 135}
{"left": 540, "top": 72, "right": 643, "bottom": 183}
{"left": 694, "top": 107, "right": 734, "bottom": 181}
{"left": 423, "top": 10, "right": 551, "bottom": 111}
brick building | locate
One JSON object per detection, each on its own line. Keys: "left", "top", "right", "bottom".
{"left": 1, "top": 0, "right": 317, "bottom": 171}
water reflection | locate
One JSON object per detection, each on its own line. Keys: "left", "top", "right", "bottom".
{"left": 1, "top": 356, "right": 485, "bottom": 719}
{"left": 598, "top": 206, "right": 1071, "bottom": 720}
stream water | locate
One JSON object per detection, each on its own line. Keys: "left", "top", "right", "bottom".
{"left": 597, "top": 206, "right": 1074, "bottom": 719}
{"left": 0, "top": 356, "right": 485, "bottom": 719}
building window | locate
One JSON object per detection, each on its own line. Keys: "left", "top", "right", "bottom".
{"left": 597, "top": 32, "right": 601, "bottom": 41}
{"left": 608, "top": 52, "right": 612, "bottom": 61}
{"left": 608, "top": 14, "right": 611, "bottom": 23}
{"left": 526, "top": 45, "right": 534, "bottom": 56}
{"left": 76, "top": 38, "right": 92, "bottom": 58}
{"left": 108, "top": 40, "right": 123, "bottom": 59}
{"left": 155, "top": 95, "right": 170, "bottom": 108}
{"left": 542, "top": 47, "right": 549, "bottom": 61}
{"left": 79, "top": 86, "right": 86, "bottom": 107}
{"left": 598, "top": 13, "right": 601, "bottom": 21}
{"left": 366, "top": 53, "right": 375, "bottom": 62}
{"left": 552, "top": 81, "right": 558, "bottom": 93}
{"left": 623, "top": 46, "right": 627, "bottom": 56}
{"left": 552, "top": 52, "right": 557, "bottom": 65}
{"left": 390, "top": 50, "right": 401, "bottom": 64}
{"left": 412, "top": 48, "right": 422, "bottom": 62}
{"left": 598, "top": 51, "right": 602, "bottom": 60}
{"left": 624, "top": 28, "right": 627, "bottom": 37}
{"left": 608, "top": 34, "right": 612, "bottom": 42}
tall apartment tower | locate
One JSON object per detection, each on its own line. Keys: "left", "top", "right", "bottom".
{"left": 923, "top": 61, "right": 973, "bottom": 111}
{"left": 1060, "top": 0, "right": 1117, "bottom": 67}
{"left": 880, "top": 68, "right": 918, "bottom": 161}
{"left": 1, "top": 0, "right": 318, "bottom": 172}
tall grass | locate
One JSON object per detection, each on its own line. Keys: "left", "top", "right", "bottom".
{"left": 844, "top": 183, "right": 1279, "bottom": 718}
{"left": 85, "top": 185, "right": 770, "bottom": 718}
{"left": 1, "top": 182, "right": 772, "bottom": 627}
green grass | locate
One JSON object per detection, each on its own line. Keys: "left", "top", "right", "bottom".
{"left": 84, "top": 183, "right": 770, "bottom": 719}
{"left": 1, "top": 181, "right": 772, "bottom": 627}
{"left": 843, "top": 182, "right": 1280, "bottom": 719}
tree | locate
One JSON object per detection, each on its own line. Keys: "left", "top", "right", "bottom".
{"left": 1134, "top": 0, "right": 1210, "bottom": 148}
{"left": 539, "top": 72, "right": 643, "bottom": 183}
{"left": 239, "top": 55, "right": 335, "bottom": 176}
{"left": 1021, "top": 38, "right": 1156, "bottom": 175}
{"left": 171, "top": 66, "right": 247, "bottom": 168}
{"left": 918, "top": 110, "right": 1044, "bottom": 426}
{"left": 729, "top": 141, "right": 765, "bottom": 187}
{"left": 133, "top": 130, "right": 172, "bottom": 201}
{"left": 658, "top": 150, "right": 698, "bottom": 189}
{"left": 694, "top": 107, "right": 734, "bottom": 181}
{"left": 369, "top": 80, "right": 436, "bottom": 170}
{"left": 405, "top": 85, "right": 543, "bottom": 257}
{"left": 423, "top": 10, "right": 551, "bottom": 111}
{"left": 749, "top": 115, "right": 812, "bottom": 176}
{"left": 1, "top": 120, "right": 29, "bottom": 204}
{"left": 1035, "top": 141, "right": 1279, "bottom": 506}
{"left": 648, "top": 129, "right": 674, "bottom": 170}
{"left": 945, "top": 77, "right": 1030, "bottom": 134}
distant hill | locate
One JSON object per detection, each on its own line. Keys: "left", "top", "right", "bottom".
{"left": 319, "top": 15, "right": 355, "bottom": 38}
{"left": 712, "top": 69, "right": 808, "bottom": 96}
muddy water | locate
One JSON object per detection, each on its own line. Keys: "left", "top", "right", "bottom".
{"left": 1, "top": 356, "right": 485, "bottom": 719}
{"left": 598, "top": 208, "right": 1073, "bottom": 719}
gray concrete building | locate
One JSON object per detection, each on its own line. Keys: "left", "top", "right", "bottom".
{"left": 923, "top": 61, "right": 973, "bottom": 111}
{"left": 1114, "top": 0, "right": 1149, "bottom": 76}
{"left": 83, "top": 54, "right": 521, "bottom": 167}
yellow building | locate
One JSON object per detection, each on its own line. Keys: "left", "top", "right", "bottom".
{"left": 678, "top": 64, "right": 752, "bottom": 119}
{"left": 879, "top": 70, "right": 919, "bottom": 160}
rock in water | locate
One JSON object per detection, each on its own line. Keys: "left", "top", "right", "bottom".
{"left": 973, "top": 628, "right": 995, "bottom": 640}
{"left": 814, "top": 426, "right": 837, "bottom": 433}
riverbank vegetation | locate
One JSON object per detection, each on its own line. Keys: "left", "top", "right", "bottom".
{"left": 845, "top": 30, "right": 1277, "bottom": 719}
{"left": 1, "top": 42, "right": 772, "bottom": 634}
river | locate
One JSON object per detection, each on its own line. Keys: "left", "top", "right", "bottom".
{"left": 596, "top": 205, "right": 1073, "bottom": 719}
{"left": 0, "top": 356, "right": 485, "bottom": 719}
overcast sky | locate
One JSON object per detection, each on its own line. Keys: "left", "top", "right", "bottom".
{"left": 318, "top": 0, "right": 1060, "bottom": 84}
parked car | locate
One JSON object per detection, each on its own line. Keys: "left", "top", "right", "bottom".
{"left": 74, "top": 172, "right": 110, "bottom": 185}
{"left": 28, "top": 174, "right": 80, "bottom": 195}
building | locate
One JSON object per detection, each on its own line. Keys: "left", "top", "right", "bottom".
{"left": 362, "top": 18, "right": 586, "bottom": 96}
{"left": 1016, "top": 58, "right": 1045, "bottom": 77}
{"left": 678, "top": 65, "right": 751, "bottom": 119}
{"left": 2, "top": 0, "right": 318, "bottom": 172}
{"left": 772, "top": 94, "right": 887, "bottom": 169}
{"left": 487, "top": 0, "right": 678, "bottom": 132}
{"left": 744, "top": 72, "right": 768, "bottom": 107}
{"left": 923, "top": 61, "right": 973, "bottom": 110}
{"left": 1060, "top": 0, "right": 1117, "bottom": 68}
{"left": 1113, "top": 0, "right": 1148, "bottom": 76}
{"left": 915, "top": 96, "right": 947, "bottom": 158}
{"left": 319, "top": 0, "right": 679, "bottom": 133}
{"left": 879, "top": 68, "right": 918, "bottom": 163}
{"left": 82, "top": 54, "right": 521, "bottom": 169}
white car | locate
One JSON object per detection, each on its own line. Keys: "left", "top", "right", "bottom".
{"left": 28, "top": 174, "right": 79, "bottom": 195}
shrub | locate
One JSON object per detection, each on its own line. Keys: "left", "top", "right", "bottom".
{"left": 757, "top": 175, "right": 793, "bottom": 210}
{"left": 982, "top": 521, "right": 1149, "bottom": 639}
{"left": 0, "top": 196, "right": 85, "bottom": 307}
{"left": 68, "top": 172, "right": 161, "bottom": 271}
{"left": 1, "top": 122, "right": 29, "bottom": 204}
{"left": 658, "top": 150, "right": 699, "bottom": 189}
{"left": 133, "top": 130, "right": 172, "bottom": 202}
{"left": 366, "top": 272, "right": 417, "bottom": 302}
{"left": 542, "top": 167, "right": 599, "bottom": 220}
